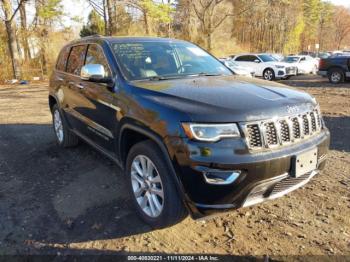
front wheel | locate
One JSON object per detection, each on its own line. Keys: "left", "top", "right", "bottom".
{"left": 126, "top": 140, "right": 187, "bottom": 228}
{"left": 263, "top": 68, "right": 275, "bottom": 81}
{"left": 328, "top": 68, "right": 344, "bottom": 84}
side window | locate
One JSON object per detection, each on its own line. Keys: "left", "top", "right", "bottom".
{"left": 235, "top": 55, "right": 250, "bottom": 62}
{"left": 66, "top": 45, "right": 87, "bottom": 75}
{"left": 56, "top": 47, "right": 70, "bottom": 71}
{"left": 249, "top": 56, "right": 259, "bottom": 62}
{"left": 236, "top": 55, "right": 257, "bottom": 62}
{"left": 85, "top": 44, "right": 111, "bottom": 77}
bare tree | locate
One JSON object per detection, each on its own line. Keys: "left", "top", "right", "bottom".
{"left": 333, "top": 7, "right": 350, "bottom": 50}
{"left": 192, "top": 0, "right": 255, "bottom": 51}
{"left": 0, "top": 0, "right": 27, "bottom": 79}
{"left": 18, "top": 0, "right": 31, "bottom": 60}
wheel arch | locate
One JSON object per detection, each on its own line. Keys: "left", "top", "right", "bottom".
{"left": 263, "top": 67, "right": 275, "bottom": 74}
{"left": 118, "top": 122, "right": 191, "bottom": 211}
{"left": 48, "top": 95, "right": 58, "bottom": 112}
{"left": 328, "top": 66, "right": 346, "bottom": 74}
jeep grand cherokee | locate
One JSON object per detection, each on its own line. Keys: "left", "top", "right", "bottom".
{"left": 49, "top": 36, "right": 330, "bottom": 228}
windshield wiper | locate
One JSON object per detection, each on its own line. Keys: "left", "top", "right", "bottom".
{"left": 191, "top": 72, "right": 223, "bottom": 77}
{"left": 147, "top": 76, "right": 168, "bottom": 81}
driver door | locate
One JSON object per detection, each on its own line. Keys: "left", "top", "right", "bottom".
{"left": 76, "top": 44, "right": 118, "bottom": 153}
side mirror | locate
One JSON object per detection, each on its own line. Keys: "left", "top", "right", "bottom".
{"left": 254, "top": 59, "right": 260, "bottom": 63}
{"left": 81, "top": 64, "right": 111, "bottom": 83}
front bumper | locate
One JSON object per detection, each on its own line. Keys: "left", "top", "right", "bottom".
{"left": 165, "top": 129, "right": 330, "bottom": 218}
{"left": 276, "top": 66, "right": 297, "bottom": 78}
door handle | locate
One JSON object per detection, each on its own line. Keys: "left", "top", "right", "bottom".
{"left": 68, "top": 82, "right": 85, "bottom": 89}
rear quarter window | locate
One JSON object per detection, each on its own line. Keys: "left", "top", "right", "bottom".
{"left": 66, "top": 45, "right": 87, "bottom": 75}
{"left": 56, "top": 47, "right": 70, "bottom": 71}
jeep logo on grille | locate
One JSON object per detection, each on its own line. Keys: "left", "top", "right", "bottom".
{"left": 286, "top": 105, "right": 300, "bottom": 114}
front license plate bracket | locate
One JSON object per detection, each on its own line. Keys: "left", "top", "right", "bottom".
{"left": 292, "top": 148, "right": 318, "bottom": 178}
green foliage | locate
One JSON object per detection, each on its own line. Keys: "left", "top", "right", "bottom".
{"left": 141, "top": 0, "right": 175, "bottom": 24}
{"left": 37, "top": 0, "right": 64, "bottom": 20}
{"left": 80, "top": 10, "right": 105, "bottom": 37}
{"left": 284, "top": 15, "right": 305, "bottom": 54}
{"left": 302, "top": 0, "right": 322, "bottom": 39}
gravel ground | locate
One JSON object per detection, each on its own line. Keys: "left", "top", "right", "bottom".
{"left": 0, "top": 75, "right": 349, "bottom": 258}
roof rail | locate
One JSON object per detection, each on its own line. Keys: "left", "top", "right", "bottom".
{"left": 80, "top": 34, "right": 103, "bottom": 39}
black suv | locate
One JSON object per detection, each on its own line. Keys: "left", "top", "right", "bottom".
{"left": 49, "top": 36, "right": 330, "bottom": 228}
{"left": 318, "top": 55, "right": 350, "bottom": 84}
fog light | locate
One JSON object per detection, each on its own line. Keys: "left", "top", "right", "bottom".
{"left": 203, "top": 171, "right": 241, "bottom": 185}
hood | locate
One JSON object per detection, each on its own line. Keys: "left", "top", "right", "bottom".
{"left": 130, "top": 75, "right": 316, "bottom": 122}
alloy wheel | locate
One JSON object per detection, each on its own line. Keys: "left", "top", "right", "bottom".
{"left": 53, "top": 109, "right": 64, "bottom": 143}
{"left": 264, "top": 70, "right": 273, "bottom": 80}
{"left": 131, "top": 155, "right": 164, "bottom": 218}
{"left": 331, "top": 72, "right": 341, "bottom": 83}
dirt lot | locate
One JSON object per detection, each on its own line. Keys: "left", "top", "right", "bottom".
{"left": 0, "top": 75, "right": 349, "bottom": 258}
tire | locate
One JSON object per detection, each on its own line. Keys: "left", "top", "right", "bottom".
{"left": 52, "top": 104, "right": 79, "bottom": 147}
{"left": 328, "top": 68, "right": 344, "bottom": 84}
{"left": 126, "top": 140, "right": 187, "bottom": 228}
{"left": 263, "top": 68, "right": 275, "bottom": 81}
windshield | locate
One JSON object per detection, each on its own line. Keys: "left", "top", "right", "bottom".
{"left": 224, "top": 60, "right": 237, "bottom": 68}
{"left": 111, "top": 42, "right": 232, "bottom": 80}
{"left": 258, "top": 54, "right": 277, "bottom": 62}
{"left": 283, "top": 56, "right": 300, "bottom": 63}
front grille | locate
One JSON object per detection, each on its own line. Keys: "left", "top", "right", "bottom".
{"left": 310, "top": 112, "right": 317, "bottom": 132}
{"left": 302, "top": 115, "right": 309, "bottom": 135}
{"left": 286, "top": 66, "right": 296, "bottom": 74}
{"left": 243, "top": 109, "right": 322, "bottom": 150}
{"left": 291, "top": 117, "right": 301, "bottom": 139}
{"left": 246, "top": 124, "right": 262, "bottom": 148}
{"left": 264, "top": 122, "right": 278, "bottom": 145}
{"left": 279, "top": 120, "right": 290, "bottom": 143}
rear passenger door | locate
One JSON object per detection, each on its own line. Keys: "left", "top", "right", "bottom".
{"left": 235, "top": 55, "right": 262, "bottom": 76}
{"left": 63, "top": 45, "right": 89, "bottom": 132}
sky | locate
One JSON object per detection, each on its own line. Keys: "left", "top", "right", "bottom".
{"left": 328, "top": 0, "right": 350, "bottom": 6}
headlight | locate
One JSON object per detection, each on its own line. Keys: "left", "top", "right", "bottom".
{"left": 182, "top": 123, "right": 241, "bottom": 142}
{"left": 275, "top": 65, "right": 285, "bottom": 69}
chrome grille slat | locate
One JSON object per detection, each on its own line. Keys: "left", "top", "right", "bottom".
{"left": 279, "top": 120, "right": 291, "bottom": 143}
{"left": 310, "top": 112, "right": 317, "bottom": 132}
{"left": 243, "top": 109, "right": 323, "bottom": 151}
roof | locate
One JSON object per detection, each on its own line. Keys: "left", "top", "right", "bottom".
{"left": 68, "top": 36, "right": 187, "bottom": 46}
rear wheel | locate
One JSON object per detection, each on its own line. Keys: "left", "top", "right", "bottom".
{"left": 263, "top": 68, "right": 275, "bottom": 81}
{"left": 52, "top": 104, "right": 79, "bottom": 147}
{"left": 328, "top": 68, "right": 344, "bottom": 84}
{"left": 126, "top": 140, "right": 187, "bottom": 228}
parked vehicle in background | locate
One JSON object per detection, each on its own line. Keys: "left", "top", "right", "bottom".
{"left": 318, "top": 55, "right": 350, "bottom": 84}
{"left": 231, "top": 54, "right": 297, "bottom": 81}
{"left": 299, "top": 51, "right": 330, "bottom": 60}
{"left": 268, "top": 53, "right": 284, "bottom": 62}
{"left": 220, "top": 59, "right": 255, "bottom": 77}
{"left": 283, "top": 55, "right": 318, "bottom": 75}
